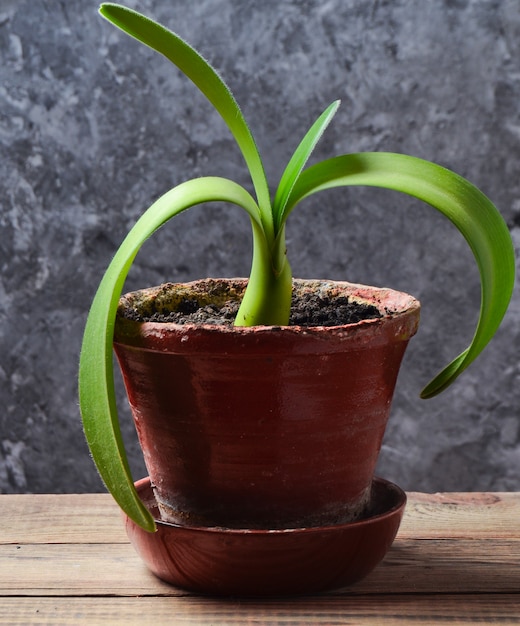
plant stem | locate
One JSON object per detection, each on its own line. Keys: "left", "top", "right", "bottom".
{"left": 235, "top": 222, "right": 292, "bottom": 326}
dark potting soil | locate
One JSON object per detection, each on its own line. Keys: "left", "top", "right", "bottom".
{"left": 123, "top": 290, "right": 382, "bottom": 327}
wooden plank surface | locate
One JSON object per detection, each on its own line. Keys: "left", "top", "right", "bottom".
{"left": 0, "top": 595, "right": 519, "bottom": 626}
{"left": 2, "top": 491, "right": 519, "bottom": 544}
{"left": 400, "top": 492, "right": 520, "bottom": 539}
{"left": 1, "top": 538, "right": 519, "bottom": 596}
{"left": 0, "top": 494, "right": 125, "bottom": 544}
{"left": 0, "top": 492, "right": 519, "bottom": 624}
{"left": 0, "top": 538, "right": 519, "bottom": 596}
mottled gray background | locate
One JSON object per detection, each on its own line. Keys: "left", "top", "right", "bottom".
{"left": 1, "top": 0, "right": 519, "bottom": 495}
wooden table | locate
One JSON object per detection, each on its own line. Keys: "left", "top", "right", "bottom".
{"left": 1, "top": 491, "right": 519, "bottom": 625}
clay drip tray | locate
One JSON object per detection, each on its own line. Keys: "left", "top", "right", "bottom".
{"left": 124, "top": 476, "right": 406, "bottom": 597}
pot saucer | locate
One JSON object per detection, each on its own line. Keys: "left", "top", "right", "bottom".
{"left": 124, "top": 476, "right": 406, "bottom": 597}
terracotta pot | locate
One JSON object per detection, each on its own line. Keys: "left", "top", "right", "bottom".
{"left": 114, "top": 278, "right": 420, "bottom": 530}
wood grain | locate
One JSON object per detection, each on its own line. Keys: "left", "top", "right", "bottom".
{"left": 0, "top": 538, "right": 518, "bottom": 596}
{"left": 0, "top": 595, "right": 519, "bottom": 625}
{"left": 401, "top": 492, "right": 520, "bottom": 539}
{"left": 1, "top": 492, "right": 519, "bottom": 624}
{"left": 0, "top": 494, "right": 125, "bottom": 544}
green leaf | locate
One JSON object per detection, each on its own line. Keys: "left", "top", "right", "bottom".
{"left": 273, "top": 100, "right": 340, "bottom": 230}
{"left": 98, "top": 3, "right": 273, "bottom": 238}
{"left": 284, "top": 152, "right": 515, "bottom": 397}
{"left": 79, "top": 177, "right": 261, "bottom": 531}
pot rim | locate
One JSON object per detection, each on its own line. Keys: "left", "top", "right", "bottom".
{"left": 114, "top": 278, "right": 420, "bottom": 354}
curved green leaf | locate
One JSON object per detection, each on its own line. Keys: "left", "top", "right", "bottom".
{"left": 273, "top": 100, "right": 340, "bottom": 230}
{"left": 99, "top": 3, "right": 273, "bottom": 238}
{"left": 79, "top": 177, "right": 261, "bottom": 531}
{"left": 284, "top": 152, "right": 515, "bottom": 397}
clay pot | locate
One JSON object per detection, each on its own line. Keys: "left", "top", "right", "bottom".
{"left": 114, "top": 278, "right": 420, "bottom": 530}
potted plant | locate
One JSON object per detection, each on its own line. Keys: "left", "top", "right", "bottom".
{"left": 79, "top": 3, "right": 515, "bottom": 596}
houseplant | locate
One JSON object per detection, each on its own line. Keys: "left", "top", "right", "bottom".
{"left": 79, "top": 3, "right": 515, "bottom": 594}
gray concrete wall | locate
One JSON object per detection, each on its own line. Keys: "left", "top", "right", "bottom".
{"left": 1, "top": 0, "right": 519, "bottom": 495}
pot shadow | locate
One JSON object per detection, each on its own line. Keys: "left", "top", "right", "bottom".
{"left": 364, "top": 538, "right": 520, "bottom": 594}
{"left": 164, "top": 538, "right": 519, "bottom": 616}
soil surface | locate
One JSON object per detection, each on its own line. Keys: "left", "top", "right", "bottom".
{"left": 121, "top": 282, "right": 382, "bottom": 327}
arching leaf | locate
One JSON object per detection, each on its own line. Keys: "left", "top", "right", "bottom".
{"left": 79, "top": 177, "right": 260, "bottom": 531}
{"left": 284, "top": 152, "right": 515, "bottom": 397}
{"left": 99, "top": 3, "right": 273, "bottom": 237}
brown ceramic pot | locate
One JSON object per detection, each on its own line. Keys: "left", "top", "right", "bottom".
{"left": 114, "top": 278, "right": 420, "bottom": 530}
